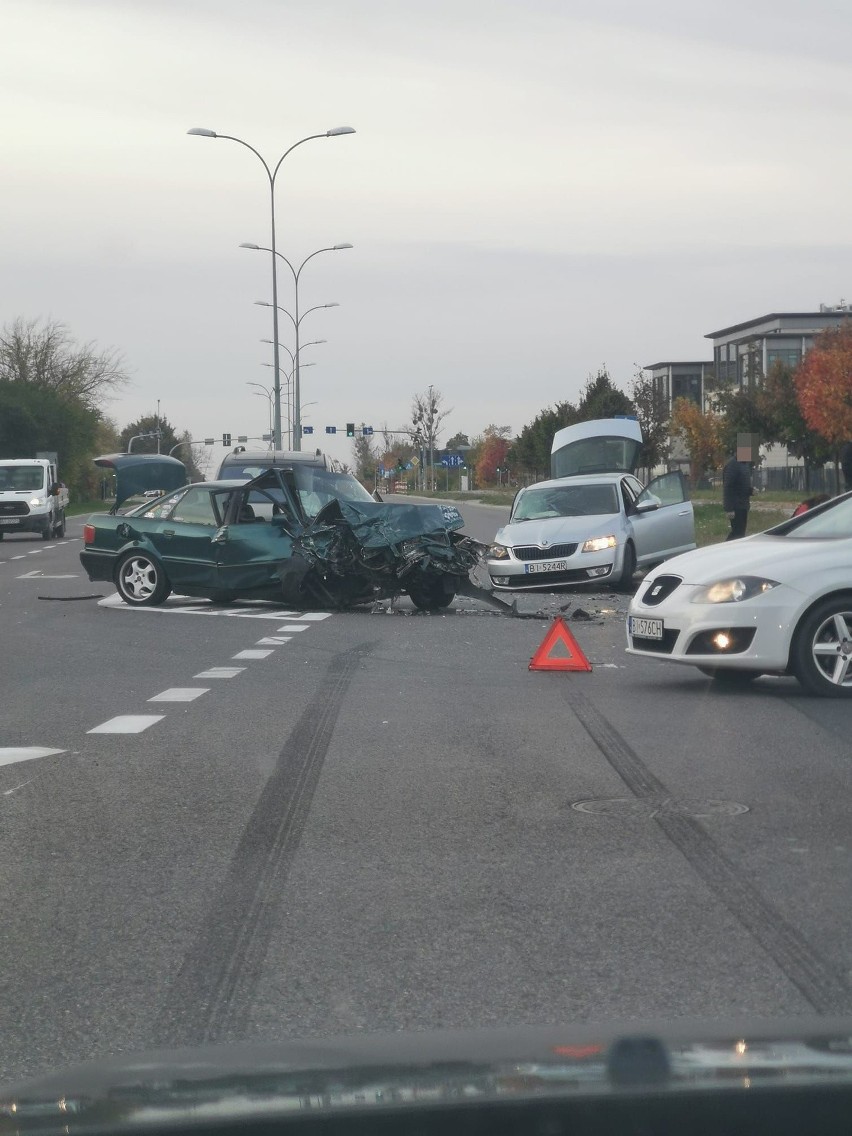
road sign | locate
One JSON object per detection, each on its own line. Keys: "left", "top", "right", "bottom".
{"left": 303, "top": 425, "right": 314, "bottom": 435}
{"left": 363, "top": 426, "right": 374, "bottom": 436}
{"left": 326, "top": 426, "right": 337, "bottom": 434}
{"left": 529, "top": 616, "right": 592, "bottom": 672}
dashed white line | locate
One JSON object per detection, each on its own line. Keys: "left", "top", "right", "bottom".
{"left": 256, "top": 636, "right": 292, "bottom": 646}
{"left": 11, "top": 555, "right": 26, "bottom": 560}
{"left": 0, "top": 747, "right": 65, "bottom": 768}
{"left": 148, "top": 688, "right": 210, "bottom": 703}
{"left": 233, "top": 649, "right": 275, "bottom": 660}
{"left": 194, "top": 667, "right": 246, "bottom": 679}
{"left": 88, "top": 715, "right": 164, "bottom": 734}
{"left": 296, "top": 612, "right": 331, "bottom": 621}
{"left": 277, "top": 624, "right": 310, "bottom": 632}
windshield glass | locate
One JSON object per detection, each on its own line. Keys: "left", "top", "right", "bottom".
{"left": 292, "top": 467, "right": 375, "bottom": 518}
{"left": 0, "top": 465, "right": 44, "bottom": 491}
{"left": 769, "top": 494, "right": 852, "bottom": 539}
{"left": 513, "top": 484, "right": 619, "bottom": 520}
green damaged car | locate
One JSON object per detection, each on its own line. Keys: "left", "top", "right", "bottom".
{"left": 80, "top": 465, "right": 483, "bottom": 611}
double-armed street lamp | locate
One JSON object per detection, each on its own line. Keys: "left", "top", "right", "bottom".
{"left": 187, "top": 125, "right": 355, "bottom": 448}
{"left": 244, "top": 243, "right": 352, "bottom": 450}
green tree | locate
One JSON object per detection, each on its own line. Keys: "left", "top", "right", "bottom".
{"left": 630, "top": 368, "right": 670, "bottom": 476}
{"left": 758, "top": 360, "right": 830, "bottom": 476}
{"left": 670, "top": 398, "right": 725, "bottom": 484}
{"left": 576, "top": 367, "right": 633, "bottom": 420}
{"left": 509, "top": 400, "right": 578, "bottom": 478}
{"left": 445, "top": 431, "right": 470, "bottom": 450}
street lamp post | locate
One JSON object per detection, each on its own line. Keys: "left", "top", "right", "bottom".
{"left": 247, "top": 382, "right": 274, "bottom": 446}
{"left": 258, "top": 325, "right": 328, "bottom": 445}
{"left": 187, "top": 125, "right": 355, "bottom": 448}
{"left": 243, "top": 243, "right": 352, "bottom": 449}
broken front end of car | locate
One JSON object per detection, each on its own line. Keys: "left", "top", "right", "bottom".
{"left": 278, "top": 498, "right": 483, "bottom": 610}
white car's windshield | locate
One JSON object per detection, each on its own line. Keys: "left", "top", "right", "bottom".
{"left": 512, "top": 484, "right": 619, "bottom": 521}
{"left": 774, "top": 495, "right": 852, "bottom": 539}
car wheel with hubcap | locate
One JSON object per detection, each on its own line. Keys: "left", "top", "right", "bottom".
{"left": 115, "top": 552, "right": 171, "bottom": 606}
{"left": 613, "top": 542, "right": 636, "bottom": 592}
{"left": 792, "top": 595, "right": 852, "bottom": 697}
{"left": 408, "top": 574, "right": 455, "bottom": 611}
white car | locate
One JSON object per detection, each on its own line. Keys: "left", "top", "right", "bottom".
{"left": 486, "top": 418, "right": 695, "bottom": 591}
{"left": 626, "top": 492, "right": 852, "bottom": 697}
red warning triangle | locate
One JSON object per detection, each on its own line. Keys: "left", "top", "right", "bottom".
{"left": 529, "top": 615, "right": 593, "bottom": 672}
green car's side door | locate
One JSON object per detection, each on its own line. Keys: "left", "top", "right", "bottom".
{"left": 213, "top": 517, "right": 296, "bottom": 596}
{"left": 145, "top": 486, "right": 222, "bottom": 587}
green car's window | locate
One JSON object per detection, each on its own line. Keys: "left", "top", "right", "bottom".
{"left": 141, "top": 487, "right": 190, "bottom": 519}
{"left": 170, "top": 488, "right": 218, "bottom": 526}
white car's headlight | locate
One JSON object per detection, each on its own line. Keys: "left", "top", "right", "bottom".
{"left": 488, "top": 542, "right": 511, "bottom": 560}
{"left": 30, "top": 496, "right": 45, "bottom": 507}
{"left": 691, "top": 576, "right": 779, "bottom": 604}
{"left": 582, "top": 534, "right": 617, "bottom": 553}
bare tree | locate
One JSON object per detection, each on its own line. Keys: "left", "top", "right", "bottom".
{"left": 410, "top": 385, "right": 452, "bottom": 490}
{"left": 0, "top": 317, "right": 129, "bottom": 409}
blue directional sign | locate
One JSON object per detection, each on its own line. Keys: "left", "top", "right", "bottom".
{"left": 302, "top": 425, "right": 314, "bottom": 435}
{"left": 325, "top": 426, "right": 337, "bottom": 434}
{"left": 363, "top": 426, "right": 374, "bottom": 436}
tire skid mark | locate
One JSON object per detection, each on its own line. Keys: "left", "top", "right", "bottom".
{"left": 156, "top": 641, "right": 375, "bottom": 1047}
{"left": 566, "top": 688, "right": 852, "bottom": 1015}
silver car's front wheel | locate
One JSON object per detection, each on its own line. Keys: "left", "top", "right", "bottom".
{"left": 115, "top": 552, "right": 171, "bottom": 606}
{"left": 792, "top": 597, "right": 852, "bottom": 697}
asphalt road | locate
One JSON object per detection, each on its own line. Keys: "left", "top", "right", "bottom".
{"left": 1, "top": 507, "right": 851, "bottom": 1083}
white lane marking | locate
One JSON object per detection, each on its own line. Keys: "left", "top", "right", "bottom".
{"left": 3, "top": 780, "right": 32, "bottom": 796}
{"left": 256, "top": 636, "right": 291, "bottom": 645}
{"left": 88, "top": 715, "right": 164, "bottom": 734}
{"left": 17, "top": 570, "right": 79, "bottom": 579}
{"left": 194, "top": 667, "right": 246, "bottom": 679}
{"left": 11, "top": 555, "right": 26, "bottom": 560}
{"left": 233, "top": 649, "right": 274, "bottom": 660}
{"left": 97, "top": 595, "right": 319, "bottom": 622}
{"left": 27, "top": 550, "right": 42, "bottom": 555}
{"left": 296, "top": 612, "right": 331, "bottom": 621}
{"left": 277, "top": 624, "right": 310, "bottom": 632}
{"left": 0, "top": 747, "right": 65, "bottom": 768}
{"left": 148, "top": 688, "right": 210, "bottom": 703}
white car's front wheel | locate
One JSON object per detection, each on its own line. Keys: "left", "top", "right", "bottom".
{"left": 792, "top": 596, "right": 852, "bottom": 697}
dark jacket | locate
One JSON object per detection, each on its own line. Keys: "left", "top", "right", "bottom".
{"left": 722, "top": 458, "right": 753, "bottom": 512}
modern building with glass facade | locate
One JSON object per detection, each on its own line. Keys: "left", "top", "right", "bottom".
{"left": 705, "top": 305, "right": 852, "bottom": 387}
{"left": 645, "top": 361, "right": 714, "bottom": 413}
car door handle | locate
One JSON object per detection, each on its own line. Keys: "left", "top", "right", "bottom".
{"left": 677, "top": 509, "right": 690, "bottom": 515}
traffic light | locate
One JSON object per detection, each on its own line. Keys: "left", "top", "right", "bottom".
{"left": 346, "top": 423, "right": 356, "bottom": 437}
{"left": 222, "top": 433, "right": 231, "bottom": 447}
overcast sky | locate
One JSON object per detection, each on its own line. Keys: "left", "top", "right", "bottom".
{"left": 4, "top": 0, "right": 852, "bottom": 471}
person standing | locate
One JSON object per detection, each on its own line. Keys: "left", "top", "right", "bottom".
{"left": 722, "top": 441, "right": 754, "bottom": 540}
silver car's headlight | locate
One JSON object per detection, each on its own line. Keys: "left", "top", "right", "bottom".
{"left": 581, "top": 534, "right": 617, "bottom": 553}
{"left": 488, "top": 542, "right": 511, "bottom": 560}
{"left": 691, "top": 576, "right": 779, "bottom": 604}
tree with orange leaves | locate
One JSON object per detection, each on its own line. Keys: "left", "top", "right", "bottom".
{"left": 670, "top": 397, "right": 725, "bottom": 484}
{"left": 796, "top": 321, "right": 852, "bottom": 446}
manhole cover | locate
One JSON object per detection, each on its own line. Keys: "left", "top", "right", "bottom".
{"left": 571, "top": 797, "right": 749, "bottom": 819}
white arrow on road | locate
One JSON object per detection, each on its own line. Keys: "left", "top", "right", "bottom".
{"left": 16, "top": 570, "right": 79, "bottom": 579}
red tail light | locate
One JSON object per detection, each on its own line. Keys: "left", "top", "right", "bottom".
{"left": 82, "top": 524, "right": 95, "bottom": 544}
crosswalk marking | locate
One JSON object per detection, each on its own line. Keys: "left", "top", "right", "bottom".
{"left": 0, "top": 747, "right": 65, "bottom": 769}
{"left": 233, "top": 649, "right": 275, "bottom": 660}
{"left": 194, "top": 667, "right": 246, "bottom": 679}
{"left": 148, "top": 688, "right": 209, "bottom": 703}
{"left": 256, "top": 636, "right": 292, "bottom": 646}
{"left": 88, "top": 715, "right": 164, "bottom": 734}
